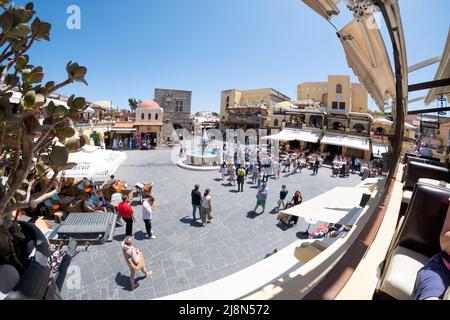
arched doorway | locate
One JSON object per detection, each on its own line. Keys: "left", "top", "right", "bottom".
{"left": 375, "top": 127, "right": 385, "bottom": 136}
{"left": 332, "top": 121, "right": 345, "bottom": 131}
{"left": 353, "top": 124, "right": 365, "bottom": 134}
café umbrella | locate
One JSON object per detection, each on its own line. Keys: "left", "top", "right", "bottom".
{"left": 280, "top": 187, "right": 371, "bottom": 226}
{"left": 58, "top": 145, "right": 127, "bottom": 183}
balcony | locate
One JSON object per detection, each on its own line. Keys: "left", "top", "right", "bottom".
{"left": 225, "top": 115, "right": 263, "bottom": 125}
{"left": 73, "top": 121, "right": 115, "bottom": 130}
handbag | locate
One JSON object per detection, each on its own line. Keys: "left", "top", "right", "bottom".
{"left": 127, "top": 248, "right": 144, "bottom": 271}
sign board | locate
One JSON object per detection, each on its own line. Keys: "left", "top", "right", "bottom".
{"left": 421, "top": 121, "right": 440, "bottom": 129}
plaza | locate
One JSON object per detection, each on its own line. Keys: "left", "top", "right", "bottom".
{"left": 60, "top": 149, "right": 361, "bottom": 300}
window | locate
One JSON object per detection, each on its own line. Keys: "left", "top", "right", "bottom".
{"left": 141, "top": 113, "right": 144, "bottom": 120}
{"left": 148, "top": 113, "right": 152, "bottom": 120}
{"left": 226, "top": 96, "right": 230, "bottom": 108}
{"left": 336, "top": 84, "right": 343, "bottom": 94}
{"left": 339, "top": 102, "right": 346, "bottom": 110}
{"left": 175, "top": 100, "right": 184, "bottom": 112}
{"left": 155, "top": 113, "right": 158, "bottom": 120}
{"left": 274, "top": 119, "right": 279, "bottom": 127}
{"left": 332, "top": 101, "right": 339, "bottom": 109}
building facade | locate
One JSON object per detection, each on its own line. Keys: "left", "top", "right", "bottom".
{"left": 111, "top": 100, "right": 163, "bottom": 149}
{"left": 220, "top": 88, "right": 291, "bottom": 130}
{"left": 297, "top": 75, "right": 368, "bottom": 113}
{"left": 154, "top": 88, "right": 192, "bottom": 129}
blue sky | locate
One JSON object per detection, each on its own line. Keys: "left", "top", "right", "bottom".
{"left": 18, "top": 0, "right": 450, "bottom": 113}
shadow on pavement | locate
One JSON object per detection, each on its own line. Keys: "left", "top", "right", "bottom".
{"left": 180, "top": 216, "right": 204, "bottom": 228}
{"left": 296, "top": 231, "right": 310, "bottom": 240}
{"left": 115, "top": 272, "right": 132, "bottom": 291}
{"left": 246, "top": 210, "right": 262, "bottom": 219}
{"left": 134, "top": 231, "right": 147, "bottom": 240}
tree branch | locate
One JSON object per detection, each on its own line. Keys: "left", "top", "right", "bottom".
{"left": 45, "top": 78, "right": 73, "bottom": 96}
{"left": 0, "top": 132, "right": 33, "bottom": 216}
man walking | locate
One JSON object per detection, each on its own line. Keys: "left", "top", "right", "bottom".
{"left": 191, "top": 184, "right": 202, "bottom": 221}
{"left": 117, "top": 195, "right": 135, "bottom": 236}
{"left": 312, "top": 158, "right": 320, "bottom": 176}
{"left": 277, "top": 185, "right": 289, "bottom": 212}
{"left": 237, "top": 165, "right": 246, "bottom": 192}
{"left": 253, "top": 182, "right": 268, "bottom": 214}
{"left": 142, "top": 196, "right": 156, "bottom": 239}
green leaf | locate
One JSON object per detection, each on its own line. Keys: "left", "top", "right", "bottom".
{"left": 16, "top": 55, "right": 29, "bottom": 70}
{"left": 28, "top": 71, "right": 44, "bottom": 83}
{"left": 49, "top": 146, "right": 69, "bottom": 168}
{"left": 7, "top": 23, "right": 31, "bottom": 39}
{"left": 44, "top": 81, "right": 55, "bottom": 92}
{"left": 73, "top": 97, "right": 86, "bottom": 109}
{"left": 56, "top": 127, "right": 75, "bottom": 139}
{"left": 54, "top": 104, "right": 68, "bottom": 117}
{"left": 0, "top": 12, "right": 14, "bottom": 33}
{"left": 45, "top": 101, "right": 56, "bottom": 116}
{"left": 25, "top": 66, "right": 44, "bottom": 84}
{"left": 33, "top": 93, "right": 46, "bottom": 108}
{"left": 65, "top": 139, "right": 81, "bottom": 153}
{"left": 37, "top": 21, "right": 51, "bottom": 41}
{"left": 25, "top": 3, "right": 34, "bottom": 11}
{"left": 66, "top": 62, "right": 88, "bottom": 85}
{"left": 22, "top": 90, "right": 36, "bottom": 109}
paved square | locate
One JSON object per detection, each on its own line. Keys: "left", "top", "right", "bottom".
{"left": 60, "top": 150, "right": 362, "bottom": 300}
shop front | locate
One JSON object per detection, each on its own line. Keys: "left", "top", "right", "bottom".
{"left": 111, "top": 128, "right": 137, "bottom": 150}
{"left": 320, "top": 132, "right": 371, "bottom": 160}
{"left": 137, "top": 125, "right": 161, "bottom": 150}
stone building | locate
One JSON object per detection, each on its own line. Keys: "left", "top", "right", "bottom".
{"left": 154, "top": 88, "right": 193, "bottom": 142}
{"left": 297, "top": 75, "right": 368, "bottom": 113}
{"left": 154, "top": 88, "right": 192, "bottom": 128}
{"left": 220, "top": 88, "right": 291, "bottom": 131}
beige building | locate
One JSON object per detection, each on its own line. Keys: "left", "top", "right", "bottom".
{"left": 220, "top": 88, "right": 290, "bottom": 130}
{"left": 297, "top": 75, "right": 368, "bottom": 113}
{"left": 111, "top": 100, "right": 164, "bottom": 149}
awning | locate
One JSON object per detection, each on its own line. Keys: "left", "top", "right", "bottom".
{"left": 111, "top": 128, "right": 137, "bottom": 132}
{"left": 321, "top": 132, "right": 370, "bottom": 151}
{"left": 373, "top": 118, "right": 393, "bottom": 125}
{"left": 404, "top": 123, "right": 417, "bottom": 130}
{"left": 262, "top": 128, "right": 321, "bottom": 143}
{"left": 425, "top": 29, "right": 450, "bottom": 105}
{"left": 372, "top": 142, "right": 389, "bottom": 158}
{"left": 83, "top": 106, "right": 95, "bottom": 114}
{"left": 281, "top": 187, "right": 369, "bottom": 225}
{"left": 301, "top": 0, "right": 341, "bottom": 20}
{"left": 339, "top": 16, "right": 396, "bottom": 111}
{"left": 60, "top": 146, "right": 127, "bottom": 182}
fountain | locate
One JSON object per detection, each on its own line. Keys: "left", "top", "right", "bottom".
{"left": 177, "top": 130, "right": 221, "bottom": 170}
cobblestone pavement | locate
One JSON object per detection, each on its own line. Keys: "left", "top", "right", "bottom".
{"left": 60, "top": 150, "right": 362, "bottom": 300}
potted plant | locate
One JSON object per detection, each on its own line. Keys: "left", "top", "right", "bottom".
{"left": 0, "top": 1, "right": 88, "bottom": 299}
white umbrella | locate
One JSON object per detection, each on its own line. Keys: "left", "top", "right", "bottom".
{"left": 404, "top": 123, "right": 417, "bottom": 130}
{"left": 373, "top": 118, "right": 393, "bottom": 125}
{"left": 61, "top": 146, "right": 127, "bottom": 183}
{"left": 281, "top": 187, "right": 369, "bottom": 226}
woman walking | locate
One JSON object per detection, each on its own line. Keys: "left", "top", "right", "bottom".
{"left": 290, "top": 191, "right": 303, "bottom": 226}
{"left": 121, "top": 236, "right": 152, "bottom": 290}
{"left": 200, "top": 188, "right": 213, "bottom": 226}
{"left": 229, "top": 165, "right": 236, "bottom": 186}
